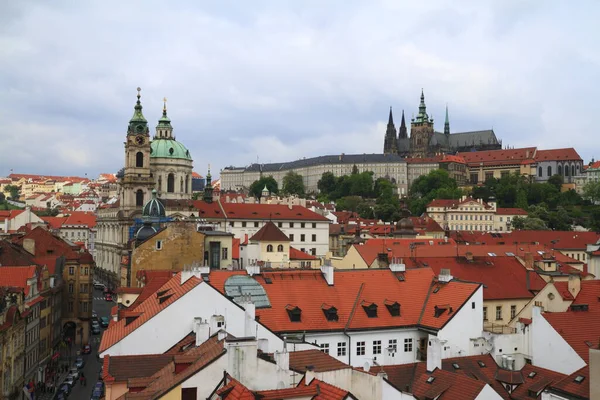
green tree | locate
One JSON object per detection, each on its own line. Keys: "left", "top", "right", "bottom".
{"left": 352, "top": 164, "right": 359, "bottom": 175}
{"left": 547, "top": 174, "right": 564, "bottom": 191}
{"left": 515, "top": 190, "right": 528, "bottom": 210}
{"left": 249, "top": 176, "right": 278, "bottom": 198}
{"left": 374, "top": 203, "right": 400, "bottom": 222}
{"left": 349, "top": 171, "right": 374, "bottom": 198}
{"left": 583, "top": 181, "right": 600, "bottom": 204}
{"left": 0, "top": 192, "right": 5, "bottom": 203}
{"left": 317, "top": 172, "right": 337, "bottom": 196}
{"left": 281, "top": 171, "right": 305, "bottom": 197}
{"left": 336, "top": 196, "right": 363, "bottom": 213}
{"left": 520, "top": 217, "right": 549, "bottom": 230}
{"left": 4, "top": 185, "right": 20, "bottom": 200}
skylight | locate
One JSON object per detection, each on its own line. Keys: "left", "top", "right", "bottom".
{"left": 426, "top": 376, "right": 435, "bottom": 384}
{"left": 477, "top": 361, "right": 486, "bottom": 368}
{"left": 452, "top": 363, "right": 460, "bottom": 369}
{"left": 528, "top": 372, "right": 537, "bottom": 378}
{"left": 224, "top": 275, "right": 271, "bottom": 308}
{"left": 487, "top": 252, "right": 497, "bottom": 257}
{"left": 574, "top": 375, "right": 585, "bottom": 384}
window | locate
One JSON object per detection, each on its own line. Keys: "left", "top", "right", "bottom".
{"left": 80, "top": 284, "right": 87, "bottom": 293}
{"left": 289, "top": 222, "right": 294, "bottom": 228}
{"left": 470, "top": 173, "right": 478, "bottom": 184}
{"left": 311, "top": 248, "right": 316, "bottom": 256}
{"left": 136, "top": 189, "right": 144, "bottom": 207}
{"left": 312, "top": 234, "right": 317, "bottom": 242}
{"left": 337, "top": 342, "right": 347, "bottom": 357}
{"left": 547, "top": 166, "right": 552, "bottom": 176}
{"left": 404, "top": 338, "right": 413, "bottom": 352}
{"left": 538, "top": 167, "right": 542, "bottom": 177}
{"left": 254, "top": 222, "right": 259, "bottom": 228}
{"left": 389, "top": 339, "right": 397, "bottom": 352}
{"left": 300, "top": 234, "right": 305, "bottom": 242}
{"left": 84, "top": 267, "right": 89, "bottom": 275}
{"left": 356, "top": 341, "right": 365, "bottom": 356}
{"left": 156, "top": 240, "right": 163, "bottom": 250}
{"left": 277, "top": 244, "right": 284, "bottom": 252}
{"left": 483, "top": 307, "right": 488, "bottom": 321}
{"left": 278, "top": 222, "right": 282, "bottom": 228}
{"left": 83, "top": 302, "right": 89, "bottom": 312}
{"left": 511, "top": 305, "right": 516, "bottom": 319}
{"left": 167, "top": 173, "right": 175, "bottom": 193}
{"left": 289, "top": 234, "right": 294, "bottom": 241}
{"left": 68, "top": 283, "right": 74, "bottom": 294}
{"left": 68, "top": 301, "right": 73, "bottom": 312}
{"left": 242, "top": 221, "right": 247, "bottom": 227}
{"left": 312, "top": 223, "right": 316, "bottom": 228}
{"left": 222, "top": 248, "right": 228, "bottom": 260}
{"left": 136, "top": 152, "right": 144, "bottom": 168}
{"left": 266, "top": 244, "right": 273, "bottom": 252}
{"left": 472, "top": 301, "right": 475, "bottom": 309}
{"left": 373, "top": 340, "right": 382, "bottom": 355}
{"left": 496, "top": 306, "right": 502, "bottom": 320}
{"left": 320, "top": 343, "right": 329, "bottom": 354}
{"left": 301, "top": 223, "right": 305, "bottom": 228}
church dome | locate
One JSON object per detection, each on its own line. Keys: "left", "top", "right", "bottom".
{"left": 142, "top": 189, "right": 166, "bottom": 218}
{"left": 397, "top": 217, "right": 414, "bottom": 231}
{"left": 135, "top": 224, "right": 157, "bottom": 242}
{"left": 150, "top": 138, "right": 192, "bottom": 161}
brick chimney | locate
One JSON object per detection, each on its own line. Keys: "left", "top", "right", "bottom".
{"left": 523, "top": 252, "right": 534, "bottom": 270}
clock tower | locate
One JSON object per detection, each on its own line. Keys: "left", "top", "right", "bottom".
{"left": 121, "top": 87, "right": 154, "bottom": 212}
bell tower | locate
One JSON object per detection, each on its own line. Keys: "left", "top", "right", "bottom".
{"left": 121, "top": 87, "right": 154, "bottom": 212}
{"left": 409, "top": 89, "right": 435, "bottom": 157}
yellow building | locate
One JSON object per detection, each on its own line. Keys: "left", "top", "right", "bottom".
{"left": 0, "top": 287, "right": 26, "bottom": 400}
{"left": 240, "top": 221, "right": 291, "bottom": 267}
{"left": 459, "top": 147, "right": 537, "bottom": 185}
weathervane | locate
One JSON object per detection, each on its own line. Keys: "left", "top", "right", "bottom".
{"left": 163, "top": 97, "right": 167, "bottom": 111}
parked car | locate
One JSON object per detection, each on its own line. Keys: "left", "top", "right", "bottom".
{"left": 91, "top": 320, "right": 100, "bottom": 329}
{"left": 91, "top": 388, "right": 102, "bottom": 400}
{"left": 82, "top": 344, "right": 91, "bottom": 354}
{"left": 75, "top": 356, "right": 85, "bottom": 369}
{"left": 64, "top": 376, "right": 76, "bottom": 387}
{"left": 91, "top": 324, "right": 101, "bottom": 335}
{"left": 68, "top": 367, "right": 80, "bottom": 380}
{"left": 94, "top": 381, "right": 105, "bottom": 396}
{"left": 92, "top": 310, "right": 98, "bottom": 319}
{"left": 105, "top": 293, "right": 112, "bottom": 302}
{"left": 93, "top": 282, "right": 104, "bottom": 290}
{"left": 59, "top": 383, "right": 71, "bottom": 396}
{"left": 100, "top": 317, "right": 109, "bottom": 327}
{"left": 55, "top": 391, "right": 67, "bottom": 400}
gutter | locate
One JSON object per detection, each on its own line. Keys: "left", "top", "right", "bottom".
{"left": 344, "top": 283, "right": 364, "bottom": 366}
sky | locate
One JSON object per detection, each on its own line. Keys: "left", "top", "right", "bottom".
{"left": 1, "top": 1, "right": 599, "bottom": 180}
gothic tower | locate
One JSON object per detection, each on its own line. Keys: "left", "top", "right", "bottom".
{"left": 444, "top": 105, "right": 450, "bottom": 136}
{"left": 383, "top": 107, "right": 399, "bottom": 154}
{"left": 409, "top": 90, "right": 435, "bottom": 157}
{"left": 398, "top": 110, "right": 408, "bottom": 139}
{"left": 121, "top": 88, "right": 154, "bottom": 212}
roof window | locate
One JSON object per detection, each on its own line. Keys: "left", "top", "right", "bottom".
{"left": 477, "top": 361, "right": 486, "bottom": 368}
{"left": 528, "top": 372, "right": 536, "bottom": 378}
{"left": 426, "top": 376, "right": 435, "bottom": 384}
{"left": 574, "top": 375, "right": 585, "bottom": 384}
{"left": 384, "top": 300, "right": 401, "bottom": 317}
{"left": 264, "top": 277, "right": 273, "bottom": 284}
{"left": 452, "top": 363, "right": 460, "bottom": 370}
{"left": 434, "top": 305, "right": 452, "bottom": 318}
{"left": 321, "top": 304, "right": 339, "bottom": 321}
{"left": 158, "top": 294, "right": 173, "bottom": 304}
{"left": 286, "top": 305, "right": 302, "bottom": 322}
{"left": 570, "top": 304, "right": 588, "bottom": 311}
{"left": 361, "top": 301, "right": 378, "bottom": 318}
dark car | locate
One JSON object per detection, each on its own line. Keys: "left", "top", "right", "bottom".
{"left": 91, "top": 388, "right": 102, "bottom": 400}
{"left": 93, "top": 282, "right": 104, "bottom": 290}
{"left": 94, "top": 381, "right": 105, "bottom": 396}
{"left": 100, "top": 317, "right": 109, "bottom": 327}
{"left": 82, "top": 344, "right": 91, "bottom": 354}
{"left": 59, "top": 383, "right": 71, "bottom": 397}
{"left": 75, "top": 356, "right": 85, "bottom": 369}
{"left": 91, "top": 324, "right": 101, "bottom": 335}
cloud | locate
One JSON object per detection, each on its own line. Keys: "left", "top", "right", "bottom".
{"left": 0, "top": 0, "right": 599, "bottom": 179}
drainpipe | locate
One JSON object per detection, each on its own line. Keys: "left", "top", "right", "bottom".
{"left": 343, "top": 330, "right": 352, "bottom": 366}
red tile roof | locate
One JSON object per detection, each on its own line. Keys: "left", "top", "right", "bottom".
{"left": 232, "top": 238, "right": 240, "bottom": 260}
{"left": 0, "top": 266, "right": 37, "bottom": 296}
{"left": 542, "top": 280, "right": 600, "bottom": 363}
{"left": 257, "top": 377, "right": 351, "bottom": 400}
{"left": 546, "top": 366, "right": 589, "bottom": 399}
{"left": 496, "top": 208, "right": 527, "bottom": 216}
{"left": 288, "top": 349, "right": 349, "bottom": 373}
{"left": 41, "top": 217, "right": 68, "bottom": 230}
{"left": 63, "top": 211, "right": 97, "bottom": 228}
{"left": 104, "top": 354, "right": 173, "bottom": 382}
{"left": 289, "top": 247, "right": 318, "bottom": 260}
{"left": 0, "top": 304, "right": 23, "bottom": 332}
{"left": 0, "top": 240, "right": 38, "bottom": 266}
{"left": 410, "top": 216, "right": 444, "bottom": 232}
{"left": 535, "top": 148, "right": 582, "bottom": 162}
{"left": 194, "top": 201, "right": 329, "bottom": 221}
{"left": 458, "top": 147, "right": 536, "bottom": 167}
{"left": 100, "top": 272, "right": 202, "bottom": 353}
{"left": 451, "top": 230, "right": 600, "bottom": 251}
{"left": 249, "top": 221, "right": 290, "bottom": 242}
{"left": 427, "top": 197, "right": 492, "bottom": 210}
{"left": 405, "top": 154, "right": 466, "bottom": 164}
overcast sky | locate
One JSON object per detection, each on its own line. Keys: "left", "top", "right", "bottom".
{"left": 1, "top": 1, "right": 599, "bottom": 179}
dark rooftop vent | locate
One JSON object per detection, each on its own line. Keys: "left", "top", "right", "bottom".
{"left": 158, "top": 294, "right": 173, "bottom": 304}
{"left": 264, "top": 277, "right": 273, "bottom": 284}
{"left": 570, "top": 304, "right": 588, "bottom": 312}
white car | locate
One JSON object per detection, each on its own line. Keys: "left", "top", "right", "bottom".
{"left": 64, "top": 376, "right": 76, "bottom": 387}
{"left": 68, "top": 368, "right": 80, "bottom": 380}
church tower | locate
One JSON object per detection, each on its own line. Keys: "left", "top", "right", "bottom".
{"left": 398, "top": 110, "right": 408, "bottom": 139}
{"left": 444, "top": 105, "right": 450, "bottom": 136}
{"left": 409, "top": 90, "right": 435, "bottom": 157}
{"left": 121, "top": 88, "right": 154, "bottom": 212}
{"left": 383, "top": 107, "right": 399, "bottom": 154}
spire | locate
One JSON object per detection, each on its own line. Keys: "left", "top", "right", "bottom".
{"left": 128, "top": 87, "right": 148, "bottom": 135}
{"left": 444, "top": 104, "right": 450, "bottom": 135}
{"left": 156, "top": 96, "right": 173, "bottom": 138}
{"left": 414, "top": 89, "right": 430, "bottom": 124}
{"left": 388, "top": 106, "right": 394, "bottom": 125}
{"left": 398, "top": 109, "right": 408, "bottom": 139}
{"left": 383, "top": 107, "right": 398, "bottom": 154}
{"left": 203, "top": 164, "right": 213, "bottom": 203}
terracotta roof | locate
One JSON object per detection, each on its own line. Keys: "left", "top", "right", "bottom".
{"left": 496, "top": 208, "right": 527, "bottom": 216}
{"left": 552, "top": 282, "right": 575, "bottom": 301}
{"left": 105, "top": 354, "right": 173, "bottom": 382}
{"left": 410, "top": 216, "right": 444, "bottom": 232}
{"left": 41, "top": 217, "right": 68, "bottom": 230}
{"left": 535, "top": 148, "right": 582, "bottom": 162}
{"left": 209, "top": 268, "right": 479, "bottom": 334}
{"left": 289, "top": 247, "right": 318, "bottom": 260}
{"left": 130, "top": 270, "right": 176, "bottom": 309}
{"left": 0, "top": 304, "right": 23, "bottom": 332}
{"left": 0, "top": 240, "right": 37, "bottom": 266}
{"left": 453, "top": 230, "right": 600, "bottom": 251}
{"left": 194, "top": 201, "right": 329, "bottom": 222}
{"left": 249, "top": 221, "right": 290, "bottom": 242}
{"left": 63, "top": 211, "right": 97, "bottom": 228}
{"left": 215, "top": 375, "right": 256, "bottom": 400}
{"left": 256, "top": 377, "right": 351, "bottom": 400}
{"left": 427, "top": 197, "right": 492, "bottom": 210}
{"left": 100, "top": 272, "right": 202, "bottom": 353}
{"left": 288, "top": 349, "right": 349, "bottom": 373}
{"left": 546, "top": 366, "right": 589, "bottom": 399}
{"left": 542, "top": 280, "right": 600, "bottom": 363}
{"left": 0, "top": 266, "right": 37, "bottom": 296}
{"left": 232, "top": 238, "right": 240, "bottom": 260}
{"left": 458, "top": 147, "right": 536, "bottom": 167}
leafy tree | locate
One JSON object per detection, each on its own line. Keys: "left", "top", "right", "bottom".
{"left": 336, "top": 196, "right": 364, "bottom": 214}
{"left": 352, "top": 164, "right": 359, "bottom": 175}
{"left": 4, "top": 185, "right": 20, "bottom": 200}
{"left": 317, "top": 172, "right": 337, "bottom": 196}
{"left": 547, "top": 174, "right": 564, "bottom": 191}
{"left": 583, "top": 181, "right": 600, "bottom": 204}
{"left": 519, "top": 217, "right": 549, "bottom": 230}
{"left": 408, "top": 169, "right": 462, "bottom": 216}
{"left": 249, "top": 176, "right": 278, "bottom": 198}
{"left": 281, "top": 171, "right": 305, "bottom": 197}
{"left": 0, "top": 192, "right": 5, "bottom": 203}
{"left": 515, "top": 190, "right": 528, "bottom": 210}
{"left": 349, "top": 171, "right": 374, "bottom": 198}
{"left": 374, "top": 203, "right": 400, "bottom": 222}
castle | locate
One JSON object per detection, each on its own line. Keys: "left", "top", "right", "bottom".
{"left": 383, "top": 91, "right": 502, "bottom": 157}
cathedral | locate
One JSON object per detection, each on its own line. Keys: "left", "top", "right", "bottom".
{"left": 383, "top": 91, "right": 502, "bottom": 157}
{"left": 95, "top": 88, "right": 197, "bottom": 288}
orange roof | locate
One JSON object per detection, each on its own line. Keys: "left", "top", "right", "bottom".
{"left": 405, "top": 154, "right": 466, "bottom": 164}
{"left": 222, "top": 202, "right": 329, "bottom": 221}
{"left": 411, "top": 216, "right": 444, "bottom": 232}
{"left": 0, "top": 266, "right": 37, "bottom": 296}
{"left": 63, "top": 211, "right": 97, "bottom": 228}
{"left": 496, "top": 207, "right": 527, "bottom": 216}
{"left": 455, "top": 230, "right": 600, "bottom": 250}
{"left": 289, "top": 247, "right": 318, "bottom": 260}
{"left": 288, "top": 349, "right": 349, "bottom": 373}
{"left": 100, "top": 272, "right": 202, "bottom": 353}
{"left": 209, "top": 268, "right": 479, "bottom": 334}
{"left": 41, "top": 216, "right": 68, "bottom": 229}
{"left": 547, "top": 366, "right": 589, "bottom": 399}
{"left": 535, "top": 148, "right": 582, "bottom": 162}
{"left": 427, "top": 197, "right": 492, "bottom": 209}
{"left": 249, "top": 221, "right": 290, "bottom": 242}
{"left": 191, "top": 172, "right": 203, "bottom": 178}
{"left": 232, "top": 238, "right": 240, "bottom": 259}
{"left": 542, "top": 280, "right": 600, "bottom": 363}
{"left": 458, "top": 147, "right": 536, "bottom": 167}
{"left": 257, "top": 377, "right": 350, "bottom": 400}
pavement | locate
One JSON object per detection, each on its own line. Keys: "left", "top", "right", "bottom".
{"left": 38, "top": 287, "right": 114, "bottom": 400}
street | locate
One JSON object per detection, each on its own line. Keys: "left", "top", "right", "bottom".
{"left": 45, "top": 287, "right": 114, "bottom": 400}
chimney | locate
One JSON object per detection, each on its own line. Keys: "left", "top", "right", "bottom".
{"left": 438, "top": 269, "right": 453, "bottom": 283}
{"left": 320, "top": 263, "right": 334, "bottom": 286}
{"left": 377, "top": 370, "right": 388, "bottom": 380}
{"left": 506, "top": 356, "right": 514, "bottom": 371}
{"left": 501, "top": 354, "right": 508, "bottom": 369}
{"left": 226, "top": 338, "right": 258, "bottom": 384}
{"left": 245, "top": 264, "right": 260, "bottom": 277}
{"left": 193, "top": 317, "right": 210, "bottom": 346}
{"left": 389, "top": 257, "right": 406, "bottom": 272}
{"left": 243, "top": 300, "right": 256, "bottom": 337}
{"left": 426, "top": 336, "right": 442, "bottom": 372}
{"left": 181, "top": 264, "right": 209, "bottom": 284}
{"left": 257, "top": 338, "right": 269, "bottom": 353}
{"left": 209, "top": 315, "right": 225, "bottom": 332}
{"left": 274, "top": 348, "right": 289, "bottom": 372}
{"left": 23, "top": 238, "right": 35, "bottom": 256}
{"left": 523, "top": 252, "right": 534, "bottom": 270}
{"left": 568, "top": 274, "right": 581, "bottom": 298}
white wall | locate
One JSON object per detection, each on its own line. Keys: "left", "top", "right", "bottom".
{"left": 181, "top": 354, "right": 228, "bottom": 398}
{"left": 437, "top": 286, "right": 484, "bottom": 358}
{"left": 476, "top": 384, "right": 504, "bottom": 400}
{"left": 530, "top": 307, "right": 586, "bottom": 375}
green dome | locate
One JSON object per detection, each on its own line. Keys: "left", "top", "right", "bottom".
{"left": 142, "top": 189, "right": 166, "bottom": 218}
{"left": 150, "top": 138, "right": 192, "bottom": 160}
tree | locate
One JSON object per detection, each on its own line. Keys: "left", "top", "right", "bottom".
{"left": 519, "top": 217, "right": 549, "bottom": 230}
{"left": 336, "top": 196, "right": 363, "bottom": 214}
{"left": 515, "top": 190, "right": 528, "bottom": 210}
{"left": 0, "top": 192, "right": 5, "bottom": 203}
{"left": 374, "top": 203, "right": 400, "bottom": 222}
{"left": 282, "top": 171, "right": 305, "bottom": 197}
{"left": 352, "top": 164, "right": 359, "bottom": 175}
{"left": 583, "top": 181, "right": 600, "bottom": 204}
{"left": 317, "top": 172, "right": 337, "bottom": 196}
{"left": 4, "top": 185, "right": 20, "bottom": 200}
{"left": 547, "top": 174, "right": 564, "bottom": 191}
{"left": 249, "top": 176, "right": 278, "bottom": 198}
{"left": 408, "top": 169, "right": 462, "bottom": 216}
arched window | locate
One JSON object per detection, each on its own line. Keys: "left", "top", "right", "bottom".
{"left": 158, "top": 176, "right": 162, "bottom": 192}
{"left": 136, "top": 189, "right": 144, "bottom": 207}
{"left": 565, "top": 165, "right": 570, "bottom": 176}
{"left": 538, "top": 167, "right": 542, "bottom": 177}
{"left": 267, "top": 244, "right": 273, "bottom": 252}
{"left": 136, "top": 152, "right": 144, "bottom": 168}
{"left": 558, "top": 165, "right": 562, "bottom": 175}
{"left": 167, "top": 173, "right": 175, "bottom": 193}
{"left": 185, "top": 175, "right": 189, "bottom": 193}
{"left": 277, "top": 244, "right": 284, "bottom": 252}
{"left": 180, "top": 177, "right": 184, "bottom": 193}
{"left": 571, "top": 165, "right": 575, "bottom": 176}
{"left": 547, "top": 166, "right": 552, "bottom": 176}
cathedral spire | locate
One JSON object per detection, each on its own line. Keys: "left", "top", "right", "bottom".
{"left": 398, "top": 109, "right": 408, "bottom": 139}
{"left": 383, "top": 107, "right": 398, "bottom": 154}
{"left": 388, "top": 106, "right": 394, "bottom": 125}
{"left": 444, "top": 104, "right": 450, "bottom": 135}
{"left": 414, "top": 89, "right": 429, "bottom": 124}
{"left": 128, "top": 87, "right": 148, "bottom": 135}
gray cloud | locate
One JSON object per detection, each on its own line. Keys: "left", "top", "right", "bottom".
{"left": 1, "top": 0, "right": 599, "bottom": 178}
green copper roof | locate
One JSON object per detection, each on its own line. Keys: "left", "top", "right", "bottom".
{"left": 142, "top": 189, "right": 166, "bottom": 218}
{"left": 128, "top": 88, "right": 148, "bottom": 135}
{"left": 414, "top": 89, "right": 431, "bottom": 124}
{"left": 150, "top": 138, "right": 192, "bottom": 160}
{"left": 156, "top": 98, "right": 172, "bottom": 129}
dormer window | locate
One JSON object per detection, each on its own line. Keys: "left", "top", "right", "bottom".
{"left": 286, "top": 305, "right": 301, "bottom": 322}
{"left": 434, "top": 305, "right": 452, "bottom": 318}
{"left": 384, "top": 300, "right": 400, "bottom": 317}
{"left": 361, "top": 301, "right": 378, "bottom": 318}
{"left": 321, "top": 304, "right": 338, "bottom": 321}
